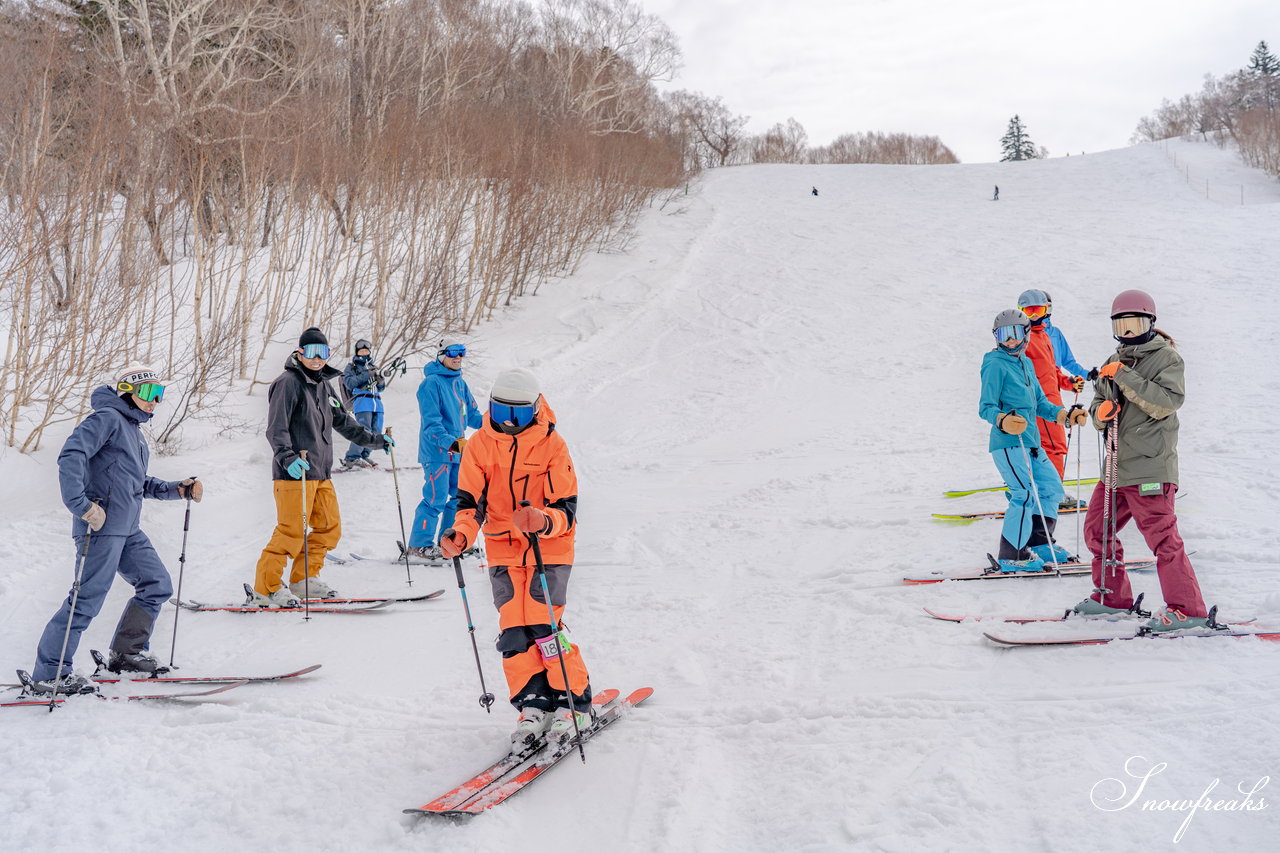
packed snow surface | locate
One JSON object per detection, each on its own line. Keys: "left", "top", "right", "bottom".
{"left": 2, "top": 139, "right": 1278, "bottom": 852}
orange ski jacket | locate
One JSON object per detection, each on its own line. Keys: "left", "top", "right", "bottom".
{"left": 1026, "top": 324, "right": 1075, "bottom": 406}
{"left": 451, "top": 398, "right": 577, "bottom": 568}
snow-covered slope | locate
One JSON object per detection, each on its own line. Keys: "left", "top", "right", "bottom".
{"left": 3, "top": 139, "right": 1279, "bottom": 852}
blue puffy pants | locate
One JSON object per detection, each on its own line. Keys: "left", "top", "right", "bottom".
{"left": 408, "top": 461, "right": 458, "bottom": 548}
{"left": 344, "top": 409, "right": 384, "bottom": 462}
{"left": 33, "top": 531, "right": 173, "bottom": 681}
{"left": 992, "top": 445, "right": 1064, "bottom": 549}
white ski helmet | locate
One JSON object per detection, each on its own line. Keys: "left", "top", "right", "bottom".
{"left": 437, "top": 336, "right": 465, "bottom": 360}
{"left": 115, "top": 363, "right": 162, "bottom": 397}
{"left": 489, "top": 368, "right": 540, "bottom": 406}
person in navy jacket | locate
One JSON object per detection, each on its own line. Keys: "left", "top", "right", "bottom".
{"left": 30, "top": 365, "right": 202, "bottom": 693}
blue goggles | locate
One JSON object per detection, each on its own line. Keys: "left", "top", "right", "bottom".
{"left": 298, "top": 343, "right": 331, "bottom": 360}
{"left": 441, "top": 345, "right": 467, "bottom": 358}
{"left": 994, "top": 325, "right": 1027, "bottom": 343}
{"left": 490, "top": 399, "right": 537, "bottom": 428}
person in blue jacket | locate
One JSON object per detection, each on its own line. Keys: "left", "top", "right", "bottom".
{"left": 341, "top": 338, "right": 386, "bottom": 469}
{"left": 979, "top": 311, "right": 1086, "bottom": 571}
{"left": 30, "top": 365, "right": 203, "bottom": 694}
{"left": 1041, "top": 292, "right": 1094, "bottom": 384}
{"left": 406, "top": 337, "right": 482, "bottom": 559}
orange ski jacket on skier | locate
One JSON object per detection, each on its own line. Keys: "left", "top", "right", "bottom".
{"left": 451, "top": 398, "right": 577, "bottom": 568}
{"left": 1025, "top": 325, "right": 1075, "bottom": 405}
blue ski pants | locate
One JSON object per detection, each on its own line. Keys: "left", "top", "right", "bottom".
{"left": 992, "top": 444, "right": 1064, "bottom": 549}
{"left": 33, "top": 531, "right": 173, "bottom": 681}
{"left": 408, "top": 461, "right": 459, "bottom": 548}
{"left": 344, "top": 410, "right": 383, "bottom": 462}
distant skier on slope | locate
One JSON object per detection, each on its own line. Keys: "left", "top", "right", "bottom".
{"left": 251, "top": 327, "right": 393, "bottom": 606}
{"left": 30, "top": 365, "right": 204, "bottom": 693}
{"left": 811, "top": 186, "right": 819, "bottom": 196}
{"left": 1017, "top": 289, "right": 1076, "bottom": 481}
{"left": 1071, "top": 290, "right": 1215, "bottom": 631}
{"left": 340, "top": 338, "right": 386, "bottom": 470}
{"left": 993, "top": 185, "right": 999, "bottom": 201}
{"left": 406, "top": 337, "right": 482, "bottom": 560}
{"left": 438, "top": 368, "right": 592, "bottom": 745}
{"left": 979, "top": 310, "right": 1087, "bottom": 572}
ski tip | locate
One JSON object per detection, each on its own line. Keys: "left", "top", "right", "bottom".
{"left": 902, "top": 576, "right": 944, "bottom": 585}
{"left": 922, "top": 607, "right": 962, "bottom": 622}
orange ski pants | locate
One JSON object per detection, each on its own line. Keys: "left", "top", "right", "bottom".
{"left": 254, "top": 480, "right": 341, "bottom": 595}
{"left": 490, "top": 563, "right": 590, "bottom": 703}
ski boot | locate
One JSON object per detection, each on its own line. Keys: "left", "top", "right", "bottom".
{"left": 403, "top": 544, "right": 442, "bottom": 562}
{"left": 1069, "top": 591, "right": 1151, "bottom": 620}
{"left": 107, "top": 650, "right": 169, "bottom": 676}
{"left": 547, "top": 706, "right": 593, "bottom": 746}
{"left": 987, "top": 552, "right": 1047, "bottom": 574}
{"left": 1029, "top": 543, "right": 1073, "bottom": 564}
{"left": 1059, "top": 495, "right": 1083, "bottom": 510}
{"left": 246, "top": 584, "right": 302, "bottom": 608}
{"left": 1141, "top": 605, "right": 1228, "bottom": 636}
{"left": 30, "top": 672, "right": 95, "bottom": 695}
{"left": 290, "top": 577, "right": 337, "bottom": 600}
{"left": 511, "top": 707, "right": 550, "bottom": 746}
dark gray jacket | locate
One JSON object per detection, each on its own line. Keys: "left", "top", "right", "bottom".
{"left": 1089, "top": 333, "right": 1184, "bottom": 487}
{"left": 266, "top": 355, "right": 386, "bottom": 480}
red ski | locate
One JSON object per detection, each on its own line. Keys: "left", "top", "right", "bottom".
{"left": 406, "top": 687, "right": 652, "bottom": 818}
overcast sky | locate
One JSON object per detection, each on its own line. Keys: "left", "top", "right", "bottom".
{"left": 642, "top": 0, "right": 1280, "bottom": 163}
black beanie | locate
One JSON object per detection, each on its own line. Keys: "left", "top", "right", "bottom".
{"left": 299, "top": 327, "right": 328, "bottom": 347}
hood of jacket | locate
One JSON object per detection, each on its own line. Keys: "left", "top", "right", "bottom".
{"left": 91, "top": 384, "right": 152, "bottom": 425}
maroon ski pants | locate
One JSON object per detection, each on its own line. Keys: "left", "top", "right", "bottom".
{"left": 1084, "top": 482, "right": 1207, "bottom": 617}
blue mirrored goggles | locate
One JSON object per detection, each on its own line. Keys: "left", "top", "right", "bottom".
{"left": 994, "top": 325, "right": 1027, "bottom": 343}
{"left": 490, "top": 400, "right": 537, "bottom": 428}
{"left": 298, "top": 343, "right": 331, "bottom": 360}
{"left": 440, "top": 345, "right": 467, "bottom": 358}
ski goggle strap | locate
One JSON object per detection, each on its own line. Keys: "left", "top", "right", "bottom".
{"left": 298, "top": 343, "right": 331, "bottom": 360}
{"left": 1020, "top": 305, "right": 1049, "bottom": 320}
{"left": 1111, "top": 315, "right": 1151, "bottom": 338}
{"left": 490, "top": 398, "right": 537, "bottom": 428}
{"left": 441, "top": 344, "right": 467, "bottom": 358}
{"left": 994, "top": 325, "right": 1028, "bottom": 343}
{"left": 118, "top": 381, "right": 165, "bottom": 403}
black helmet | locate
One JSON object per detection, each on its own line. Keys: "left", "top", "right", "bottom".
{"left": 354, "top": 338, "right": 372, "bottom": 356}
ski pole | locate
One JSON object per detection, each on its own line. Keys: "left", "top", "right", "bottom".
{"left": 168, "top": 480, "right": 196, "bottom": 668}
{"left": 1017, "top": 433, "right": 1062, "bottom": 570}
{"left": 1074, "top": 419, "right": 1084, "bottom": 552}
{"left": 445, "top": 545, "right": 495, "bottom": 713}
{"left": 48, "top": 529, "right": 94, "bottom": 711}
{"left": 300, "top": 450, "right": 310, "bottom": 622}
{"left": 385, "top": 427, "right": 413, "bottom": 587}
{"left": 521, "top": 501, "right": 586, "bottom": 764}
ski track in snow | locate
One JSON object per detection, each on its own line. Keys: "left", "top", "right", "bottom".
{"left": 2, "top": 139, "right": 1279, "bottom": 851}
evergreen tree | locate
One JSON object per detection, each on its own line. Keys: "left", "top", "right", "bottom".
{"left": 1248, "top": 40, "right": 1279, "bottom": 77}
{"left": 1247, "top": 40, "right": 1279, "bottom": 109}
{"left": 999, "top": 115, "right": 1040, "bottom": 162}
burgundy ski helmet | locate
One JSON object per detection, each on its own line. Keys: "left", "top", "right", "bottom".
{"left": 1110, "top": 289, "right": 1156, "bottom": 319}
